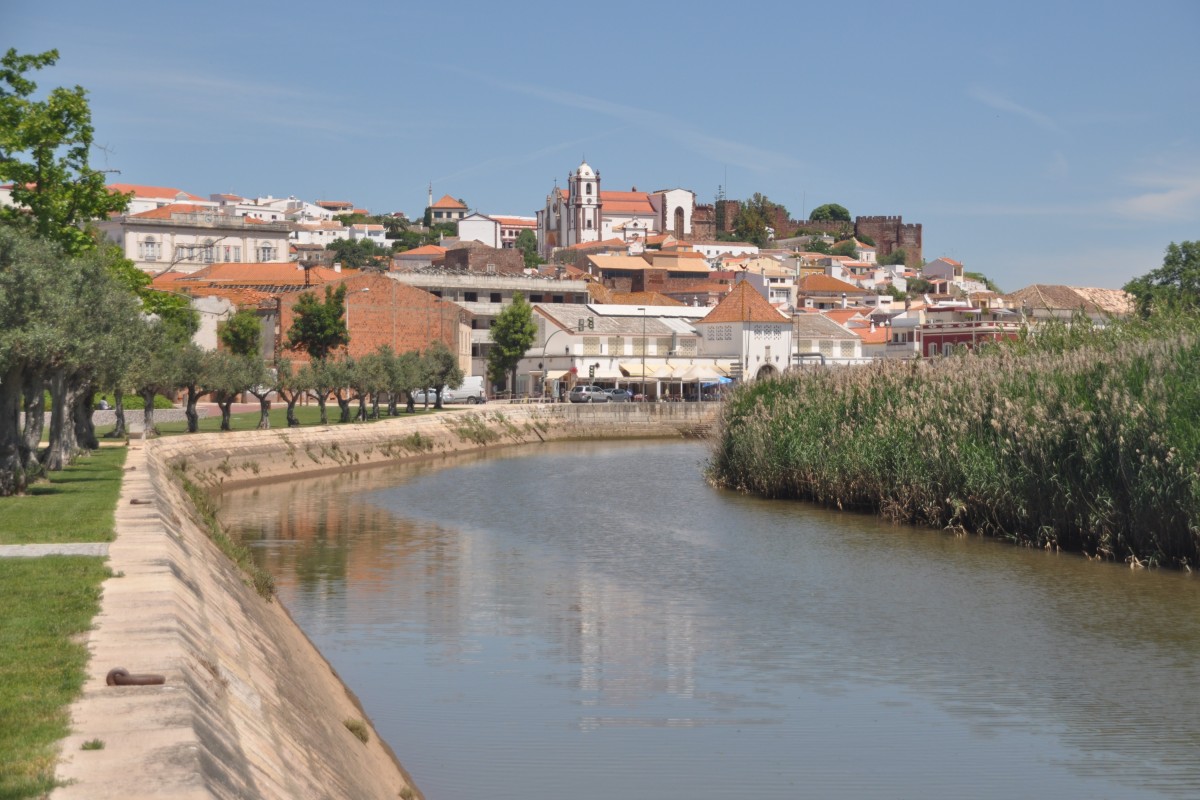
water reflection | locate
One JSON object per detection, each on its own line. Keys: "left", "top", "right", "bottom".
{"left": 220, "top": 441, "right": 1200, "bottom": 800}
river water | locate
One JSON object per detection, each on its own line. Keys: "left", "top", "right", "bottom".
{"left": 217, "top": 440, "right": 1200, "bottom": 800}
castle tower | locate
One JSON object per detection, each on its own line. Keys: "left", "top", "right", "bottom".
{"left": 567, "top": 160, "right": 601, "bottom": 247}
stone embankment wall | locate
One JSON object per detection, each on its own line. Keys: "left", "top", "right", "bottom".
{"left": 158, "top": 402, "right": 719, "bottom": 492}
{"left": 56, "top": 403, "right": 716, "bottom": 799}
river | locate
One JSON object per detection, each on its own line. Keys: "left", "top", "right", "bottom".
{"left": 217, "top": 439, "right": 1200, "bottom": 800}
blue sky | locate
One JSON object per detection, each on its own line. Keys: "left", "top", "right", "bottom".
{"left": 7, "top": 0, "right": 1198, "bottom": 289}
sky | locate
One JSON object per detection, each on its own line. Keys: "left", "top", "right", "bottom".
{"left": 6, "top": 0, "right": 1198, "bottom": 290}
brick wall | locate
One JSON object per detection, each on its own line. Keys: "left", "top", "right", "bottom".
{"left": 276, "top": 273, "right": 469, "bottom": 365}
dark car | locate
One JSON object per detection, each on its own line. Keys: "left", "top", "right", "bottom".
{"left": 568, "top": 385, "right": 609, "bottom": 403}
{"left": 606, "top": 388, "right": 632, "bottom": 402}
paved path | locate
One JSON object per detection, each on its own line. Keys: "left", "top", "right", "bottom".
{"left": 0, "top": 543, "right": 110, "bottom": 558}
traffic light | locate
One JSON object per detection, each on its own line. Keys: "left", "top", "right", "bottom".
{"left": 589, "top": 364, "right": 596, "bottom": 378}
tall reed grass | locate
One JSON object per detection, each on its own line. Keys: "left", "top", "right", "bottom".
{"left": 707, "top": 324, "right": 1200, "bottom": 567}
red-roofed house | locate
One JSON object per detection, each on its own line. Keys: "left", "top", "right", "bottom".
{"left": 107, "top": 183, "right": 210, "bottom": 215}
{"left": 428, "top": 193, "right": 468, "bottom": 224}
{"left": 694, "top": 279, "right": 792, "bottom": 381}
{"left": 97, "top": 204, "right": 293, "bottom": 274}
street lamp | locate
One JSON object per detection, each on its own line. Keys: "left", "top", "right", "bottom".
{"left": 637, "top": 306, "right": 646, "bottom": 401}
{"left": 541, "top": 327, "right": 571, "bottom": 400}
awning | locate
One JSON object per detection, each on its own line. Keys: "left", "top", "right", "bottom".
{"left": 620, "top": 362, "right": 655, "bottom": 378}
{"left": 543, "top": 370, "right": 570, "bottom": 380}
{"left": 675, "top": 364, "right": 722, "bottom": 382}
{"left": 713, "top": 361, "right": 734, "bottom": 377}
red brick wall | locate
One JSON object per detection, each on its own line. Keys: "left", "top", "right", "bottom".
{"left": 276, "top": 273, "right": 468, "bottom": 364}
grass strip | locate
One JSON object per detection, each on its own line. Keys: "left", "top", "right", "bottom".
{"left": 95, "top": 404, "right": 440, "bottom": 437}
{"left": 0, "top": 556, "right": 109, "bottom": 800}
{"left": 0, "top": 447, "right": 127, "bottom": 545}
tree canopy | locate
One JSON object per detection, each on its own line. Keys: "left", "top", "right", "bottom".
{"left": 515, "top": 229, "right": 541, "bottom": 269}
{"left": 732, "top": 193, "right": 788, "bottom": 248}
{"left": 217, "top": 308, "right": 262, "bottom": 357}
{"left": 286, "top": 284, "right": 348, "bottom": 361}
{"left": 0, "top": 48, "right": 128, "bottom": 254}
{"left": 1124, "top": 241, "right": 1200, "bottom": 317}
{"left": 487, "top": 292, "right": 537, "bottom": 392}
{"left": 809, "top": 203, "right": 850, "bottom": 222}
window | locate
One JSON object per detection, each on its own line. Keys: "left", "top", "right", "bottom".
{"left": 464, "top": 292, "right": 478, "bottom": 302}
{"left": 141, "top": 237, "right": 159, "bottom": 261}
{"left": 585, "top": 183, "right": 592, "bottom": 195}
{"left": 819, "top": 340, "right": 834, "bottom": 357}
{"left": 608, "top": 336, "right": 623, "bottom": 355}
{"left": 584, "top": 337, "right": 600, "bottom": 355}
{"left": 796, "top": 339, "right": 812, "bottom": 353}
{"left": 677, "top": 339, "right": 697, "bottom": 356}
{"left": 202, "top": 240, "right": 215, "bottom": 263}
{"left": 943, "top": 343, "right": 954, "bottom": 356}
{"left": 586, "top": 219, "right": 592, "bottom": 229}
{"left": 657, "top": 337, "right": 672, "bottom": 355}
{"left": 232, "top": 246, "right": 241, "bottom": 261}
{"left": 258, "top": 244, "right": 275, "bottom": 261}
{"left": 490, "top": 293, "right": 502, "bottom": 303}
{"left": 634, "top": 337, "right": 647, "bottom": 355}
{"left": 928, "top": 342, "right": 938, "bottom": 357}
{"left": 840, "top": 341, "right": 855, "bottom": 358}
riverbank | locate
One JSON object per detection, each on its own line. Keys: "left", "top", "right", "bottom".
{"left": 53, "top": 403, "right": 717, "bottom": 798}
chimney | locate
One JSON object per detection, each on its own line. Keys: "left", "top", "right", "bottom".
{"left": 841, "top": 292, "right": 847, "bottom": 309}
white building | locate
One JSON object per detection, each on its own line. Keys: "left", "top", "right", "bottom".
{"left": 536, "top": 160, "right": 697, "bottom": 258}
{"left": 693, "top": 279, "right": 792, "bottom": 382}
{"left": 457, "top": 212, "right": 501, "bottom": 249}
{"left": 97, "top": 203, "right": 292, "bottom": 274}
{"left": 348, "top": 223, "right": 386, "bottom": 247}
{"left": 108, "top": 183, "right": 213, "bottom": 215}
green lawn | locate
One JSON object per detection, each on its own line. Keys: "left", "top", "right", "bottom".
{"left": 0, "top": 557, "right": 110, "bottom": 799}
{"left": 97, "top": 403, "right": 440, "bottom": 437}
{"left": 0, "top": 447, "right": 127, "bottom": 545}
{"left": 0, "top": 447, "right": 126, "bottom": 798}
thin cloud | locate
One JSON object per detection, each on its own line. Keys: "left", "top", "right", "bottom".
{"left": 969, "top": 86, "right": 1066, "bottom": 136}
{"left": 1112, "top": 169, "right": 1200, "bottom": 220}
{"left": 460, "top": 72, "right": 804, "bottom": 174}
{"left": 433, "top": 130, "right": 625, "bottom": 185}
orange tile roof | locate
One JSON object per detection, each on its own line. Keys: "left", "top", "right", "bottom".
{"left": 128, "top": 203, "right": 214, "bottom": 219}
{"left": 599, "top": 191, "right": 655, "bottom": 215}
{"left": 492, "top": 216, "right": 537, "bottom": 227}
{"left": 431, "top": 194, "right": 467, "bottom": 209}
{"left": 798, "top": 274, "right": 868, "bottom": 294}
{"left": 316, "top": 200, "right": 353, "bottom": 208}
{"left": 586, "top": 254, "right": 653, "bottom": 271}
{"left": 568, "top": 238, "right": 626, "bottom": 251}
{"left": 702, "top": 281, "right": 788, "bottom": 324}
{"left": 108, "top": 183, "right": 203, "bottom": 201}
{"left": 396, "top": 244, "right": 448, "bottom": 256}
{"left": 169, "top": 262, "right": 342, "bottom": 287}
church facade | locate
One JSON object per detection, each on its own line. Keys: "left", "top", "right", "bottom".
{"left": 536, "top": 160, "right": 697, "bottom": 258}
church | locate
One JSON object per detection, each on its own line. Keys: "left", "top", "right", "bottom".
{"left": 536, "top": 160, "right": 697, "bottom": 258}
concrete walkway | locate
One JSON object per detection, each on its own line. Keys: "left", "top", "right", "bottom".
{"left": 0, "top": 543, "right": 109, "bottom": 558}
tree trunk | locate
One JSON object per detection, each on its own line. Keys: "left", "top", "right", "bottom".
{"left": 388, "top": 393, "right": 398, "bottom": 417}
{"left": 0, "top": 365, "right": 28, "bottom": 496}
{"left": 107, "top": 388, "right": 128, "bottom": 439}
{"left": 141, "top": 388, "right": 159, "bottom": 438}
{"left": 314, "top": 392, "right": 329, "bottom": 425}
{"left": 217, "top": 395, "right": 234, "bottom": 431}
{"left": 185, "top": 386, "right": 201, "bottom": 433}
{"left": 406, "top": 392, "right": 415, "bottom": 414}
{"left": 44, "top": 366, "right": 80, "bottom": 471}
{"left": 285, "top": 393, "right": 299, "bottom": 427}
{"left": 256, "top": 395, "right": 271, "bottom": 429}
{"left": 357, "top": 394, "right": 368, "bottom": 421}
{"left": 370, "top": 394, "right": 380, "bottom": 419}
{"left": 73, "top": 382, "right": 98, "bottom": 450}
{"left": 336, "top": 391, "right": 351, "bottom": 423}
{"left": 21, "top": 368, "right": 44, "bottom": 472}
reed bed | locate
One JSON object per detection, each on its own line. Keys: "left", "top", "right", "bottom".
{"left": 707, "top": 330, "right": 1200, "bottom": 567}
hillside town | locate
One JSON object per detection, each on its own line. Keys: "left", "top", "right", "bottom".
{"left": 1, "top": 159, "right": 1134, "bottom": 401}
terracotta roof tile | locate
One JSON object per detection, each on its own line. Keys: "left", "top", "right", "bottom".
{"left": 128, "top": 203, "right": 214, "bottom": 220}
{"left": 431, "top": 194, "right": 467, "bottom": 209}
{"left": 108, "top": 183, "right": 203, "bottom": 201}
{"left": 701, "top": 281, "right": 788, "bottom": 324}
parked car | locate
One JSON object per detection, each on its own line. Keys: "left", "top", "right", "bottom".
{"left": 606, "top": 388, "right": 632, "bottom": 402}
{"left": 412, "top": 376, "right": 487, "bottom": 405}
{"left": 568, "top": 385, "right": 609, "bottom": 403}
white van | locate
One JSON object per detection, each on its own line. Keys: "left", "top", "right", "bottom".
{"left": 413, "top": 376, "right": 487, "bottom": 405}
